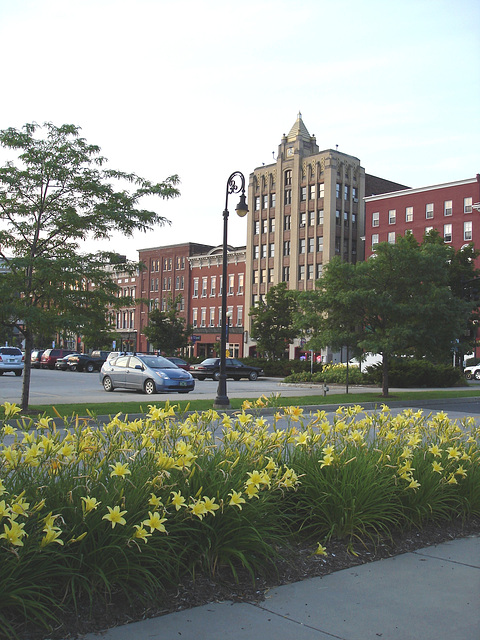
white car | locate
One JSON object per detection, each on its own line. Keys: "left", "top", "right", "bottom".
{"left": 464, "top": 365, "right": 480, "bottom": 380}
{"left": 0, "top": 346, "right": 24, "bottom": 376}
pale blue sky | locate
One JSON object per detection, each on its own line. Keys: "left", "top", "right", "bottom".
{"left": 1, "top": 0, "right": 479, "bottom": 258}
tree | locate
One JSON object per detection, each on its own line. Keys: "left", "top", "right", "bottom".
{"left": 249, "top": 282, "right": 298, "bottom": 359}
{"left": 297, "top": 235, "right": 473, "bottom": 397}
{"left": 0, "top": 122, "right": 179, "bottom": 410}
{"left": 295, "top": 258, "right": 364, "bottom": 392}
{"left": 142, "top": 295, "right": 192, "bottom": 355}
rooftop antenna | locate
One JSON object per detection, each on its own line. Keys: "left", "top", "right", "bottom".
{"left": 272, "top": 151, "right": 277, "bottom": 161}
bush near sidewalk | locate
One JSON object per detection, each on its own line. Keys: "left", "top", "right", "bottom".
{"left": 0, "top": 399, "right": 479, "bottom": 638}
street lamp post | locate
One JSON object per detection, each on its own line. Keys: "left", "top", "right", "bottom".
{"left": 213, "top": 171, "right": 248, "bottom": 410}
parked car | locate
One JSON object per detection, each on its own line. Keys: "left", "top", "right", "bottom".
{"left": 190, "top": 358, "right": 264, "bottom": 381}
{"left": 99, "top": 354, "right": 195, "bottom": 395}
{"left": 0, "top": 346, "right": 24, "bottom": 376}
{"left": 55, "top": 353, "right": 80, "bottom": 371}
{"left": 41, "top": 348, "right": 77, "bottom": 369}
{"left": 67, "top": 351, "right": 109, "bottom": 373}
{"left": 166, "top": 356, "right": 190, "bottom": 370}
{"left": 464, "top": 365, "right": 480, "bottom": 380}
{"left": 31, "top": 349, "right": 45, "bottom": 369}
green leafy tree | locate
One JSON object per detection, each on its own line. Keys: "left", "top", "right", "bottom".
{"left": 249, "top": 282, "right": 298, "bottom": 359}
{"left": 0, "top": 122, "right": 179, "bottom": 409}
{"left": 143, "top": 295, "right": 192, "bottom": 355}
{"left": 297, "top": 235, "right": 473, "bottom": 396}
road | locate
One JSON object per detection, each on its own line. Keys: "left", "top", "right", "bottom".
{"left": 1, "top": 369, "right": 480, "bottom": 423}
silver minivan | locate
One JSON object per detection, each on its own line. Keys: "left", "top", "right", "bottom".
{"left": 0, "top": 347, "right": 24, "bottom": 376}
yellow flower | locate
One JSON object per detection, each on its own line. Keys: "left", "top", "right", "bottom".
{"left": 432, "top": 461, "right": 443, "bottom": 474}
{"left": 11, "top": 495, "right": 29, "bottom": 516}
{"left": 189, "top": 500, "right": 207, "bottom": 520}
{"left": 428, "top": 444, "right": 442, "bottom": 457}
{"left": 246, "top": 470, "right": 263, "bottom": 489}
{"left": 2, "top": 402, "right": 21, "bottom": 418}
{"left": 41, "top": 527, "right": 64, "bottom": 547}
{"left": 0, "top": 520, "right": 26, "bottom": 546}
{"left": 37, "top": 416, "right": 53, "bottom": 429}
{"left": 406, "top": 478, "right": 421, "bottom": 490}
{"left": 82, "top": 496, "right": 101, "bottom": 513}
{"left": 314, "top": 543, "right": 328, "bottom": 556}
{"left": 133, "top": 525, "right": 151, "bottom": 543}
{"left": 295, "top": 432, "right": 310, "bottom": 446}
{"left": 447, "top": 447, "right": 460, "bottom": 460}
{"left": 110, "top": 462, "right": 131, "bottom": 478}
{"left": 228, "top": 490, "right": 246, "bottom": 510}
{"left": 102, "top": 506, "right": 127, "bottom": 528}
{"left": 447, "top": 473, "right": 458, "bottom": 485}
{"left": 455, "top": 465, "right": 467, "bottom": 478}
{"left": 319, "top": 453, "right": 334, "bottom": 468}
{"left": 244, "top": 483, "right": 260, "bottom": 499}
{"left": 57, "top": 443, "right": 74, "bottom": 458}
{"left": 171, "top": 491, "right": 186, "bottom": 511}
{"left": 0, "top": 480, "right": 5, "bottom": 497}
{"left": 203, "top": 496, "right": 220, "bottom": 516}
{"left": 149, "top": 493, "right": 163, "bottom": 508}
{"left": 241, "top": 400, "right": 253, "bottom": 410}
{"left": 143, "top": 511, "right": 167, "bottom": 533}
{"left": 400, "top": 446, "right": 413, "bottom": 459}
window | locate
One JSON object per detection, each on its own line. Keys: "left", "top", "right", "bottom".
{"left": 372, "top": 234, "right": 379, "bottom": 248}
{"left": 285, "top": 170, "right": 292, "bottom": 186}
{"left": 444, "top": 224, "right": 452, "bottom": 243}
{"left": 210, "top": 276, "right": 216, "bottom": 296}
{"left": 308, "top": 211, "right": 315, "bottom": 226}
{"left": 336, "top": 183, "right": 340, "bottom": 198}
{"left": 284, "top": 189, "right": 292, "bottom": 205}
{"left": 269, "top": 217, "right": 275, "bottom": 233}
{"left": 319, "top": 183, "right": 325, "bottom": 199}
{"left": 175, "top": 276, "right": 180, "bottom": 290}
{"left": 209, "top": 308, "right": 215, "bottom": 327}
{"left": 168, "top": 258, "right": 172, "bottom": 271}
{"left": 237, "top": 306, "right": 243, "bottom": 326}
{"left": 269, "top": 243, "right": 275, "bottom": 258}
{"left": 253, "top": 245, "right": 259, "bottom": 259}
{"left": 283, "top": 240, "right": 291, "bottom": 256}
{"left": 300, "top": 211, "right": 306, "bottom": 226}
{"left": 268, "top": 268, "right": 274, "bottom": 283}
{"left": 238, "top": 273, "right": 244, "bottom": 294}
{"left": 426, "top": 203, "right": 434, "bottom": 219}
{"left": 253, "top": 270, "right": 259, "bottom": 284}
{"left": 353, "top": 186, "right": 358, "bottom": 202}
{"left": 261, "top": 218, "right": 268, "bottom": 234}
{"left": 270, "top": 193, "right": 276, "bottom": 208}
{"left": 299, "top": 238, "right": 306, "bottom": 254}
{"left": 317, "top": 237, "right": 323, "bottom": 252}
{"left": 317, "top": 210, "right": 324, "bottom": 226}
{"left": 300, "top": 186, "right": 307, "bottom": 202}
{"left": 388, "top": 232, "right": 395, "bottom": 244}
{"left": 282, "top": 266, "right": 290, "bottom": 282}
{"left": 261, "top": 244, "right": 267, "bottom": 259}
{"left": 372, "top": 212, "right": 379, "bottom": 227}
{"left": 202, "top": 277, "right": 208, "bottom": 297}
{"left": 425, "top": 226, "right": 433, "bottom": 235}
{"left": 444, "top": 200, "right": 452, "bottom": 216}
{"left": 180, "top": 275, "right": 184, "bottom": 290}
{"left": 307, "top": 264, "right": 314, "bottom": 280}
{"left": 192, "top": 308, "right": 198, "bottom": 327}
{"left": 464, "top": 221, "right": 473, "bottom": 241}
{"left": 406, "top": 206, "right": 413, "bottom": 222}
{"left": 228, "top": 274, "right": 234, "bottom": 294}
{"left": 336, "top": 210, "right": 340, "bottom": 225}
{"left": 284, "top": 215, "right": 291, "bottom": 231}
{"left": 388, "top": 209, "right": 396, "bottom": 224}
{"left": 344, "top": 185, "right": 349, "bottom": 201}
{"left": 262, "top": 194, "right": 268, "bottom": 209}
{"left": 200, "top": 308, "right": 206, "bottom": 327}
{"left": 254, "top": 196, "right": 260, "bottom": 211}
{"left": 162, "top": 277, "right": 166, "bottom": 291}
{"left": 316, "top": 264, "right": 323, "bottom": 279}
{"left": 193, "top": 278, "right": 199, "bottom": 297}
{"left": 260, "top": 269, "right": 266, "bottom": 284}
{"left": 254, "top": 220, "right": 259, "bottom": 235}
{"left": 308, "top": 237, "right": 314, "bottom": 253}
{"left": 464, "top": 197, "right": 473, "bottom": 213}
{"left": 298, "top": 264, "right": 305, "bottom": 280}
{"left": 309, "top": 185, "right": 316, "bottom": 200}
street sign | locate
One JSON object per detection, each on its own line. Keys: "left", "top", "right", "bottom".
{"left": 191, "top": 335, "right": 201, "bottom": 343}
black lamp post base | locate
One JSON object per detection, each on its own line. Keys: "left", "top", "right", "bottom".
{"left": 213, "top": 397, "right": 231, "bottom": 410}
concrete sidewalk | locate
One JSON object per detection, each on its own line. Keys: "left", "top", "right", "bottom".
{"left": 80, "top": 535, "right": 480, "bottom": 640}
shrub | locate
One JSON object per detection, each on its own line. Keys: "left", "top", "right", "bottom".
{"left": 284, "top": 363, "right": 367, "bottom": 385}
{"left": 363, "top": 359, "right": 464, "bottom": 387}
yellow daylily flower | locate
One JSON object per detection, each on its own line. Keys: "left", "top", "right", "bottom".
{"left": 2, "top": 402, "right": 21, "bottom": 418}
{"left": 189, "top": 500, "right": 207, "bottom": 520}
{"left": 133, "top": 525, "right": 151, "bottom": 543}
{"left": 314, "top": 543, "right": 328, "bottom": 556}
{"left": 428, "top": 444, "right": 442, "bottom": 457}
{"left": 432, "top": 461, "right": 443, "bottom": 474}
{"left": 171, "top": 491, "right": 186, "bottom": 511}
{"left": 82, "top": 496, "right": 101, "bottom": 513}
{"left": 203, "top": 496, "right": 220, "bottom": 516}
{"left": 102, "top": 506, "right": 127, "bottom": 528}
{"left": 0, "top": 520, "right": 26, "bottom": 546}
{"left": 143, "top": 511, "right": 167, "bottom": 533}
{"left": 228, "top": 490, "right": 246, "bottom": 510}
{"left": 110, "top": 462, "right": 131, "bottom": 478}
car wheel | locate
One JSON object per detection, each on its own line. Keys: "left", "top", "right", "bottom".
{"left": 103, "top": 376, "right": 114, "bottom": 392}
{"left": 15, "top": 370, "right": 22, "bottom": 377}
{"left": 86, "top": 362, "right": 95, "bottom": 373}
{"left": 213, "top": 371, "right": 220, "bottom": 381}
{"left": 474, "top": 370, "right": 480, "bottom": 380}
{"left": 465, "top": 371, "right": 473, "bottom": 380}
{"left": 178, "top": 390, "right": 190, "bottom": 394}
{"left": 0, "top": 371, "right": 3, "bottom": 375}
{"left": 70, "top": 365, "right": 77, "bottom": 372}
{"left": 197, "top": 376, "right": 206, "bottom": 381}
{"left": 144, "top": 379, "right": 156, "bottom": 395}
{"left": 248, "top": 371, "right": 258, "bottom": 381}
{"left": 233, "top": 376, "right": 241, "bottom": 381}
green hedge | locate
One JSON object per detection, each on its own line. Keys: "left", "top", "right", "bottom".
{"left": 363, "top": 359, "right": 464, "bottom": 388}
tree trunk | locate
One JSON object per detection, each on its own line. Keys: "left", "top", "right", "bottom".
{"left": 21, "top": 331, "right": 34, "bottom": 411}
{"left": 382, "top": 352, "right": 389, "bottom": 397}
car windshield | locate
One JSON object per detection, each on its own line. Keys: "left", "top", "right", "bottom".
{"left": 140, "top": 356, "right": 176, "bottom": 369}
{"left": 201, "top": 358, "right": 218, "bottom": 365}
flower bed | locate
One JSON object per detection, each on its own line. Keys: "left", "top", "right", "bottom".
{"left": 1, "top": 399, "right": 479, "bottom": 638}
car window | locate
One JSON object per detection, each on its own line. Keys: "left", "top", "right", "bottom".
{"left": 129, "top": 357, "right": 144, "bottom": 368}
{"left": 201, "top": 358, "right": 218, "bottom": 365}
{"left": 0, "top": 348, "right": 22, "bottom": 355}
{"left": 114, "top": 356, "right": 130, "bottom": 368}
{"left": 231, "top": 359, "right": 243, "bottom": 366}
{"left": 140, "top": 356, "right": 175, "bottom": 369}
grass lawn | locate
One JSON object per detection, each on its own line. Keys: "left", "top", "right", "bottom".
{"left": 22, "top": 387, "right": 480, "bottom": 419}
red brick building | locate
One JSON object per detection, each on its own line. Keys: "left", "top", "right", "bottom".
{"left": 365, "top": 175, "right": 480, "bottom": 261}
{"left": 188, "top": 245, "right": 246, "bottom": 358}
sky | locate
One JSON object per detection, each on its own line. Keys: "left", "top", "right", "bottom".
{"left": 1, "top": 0, "right": 479, "bottom": 260}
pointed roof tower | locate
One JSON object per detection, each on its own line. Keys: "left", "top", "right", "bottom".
{"left": 287, "top": 112, "right": 311, "bottom": 142}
